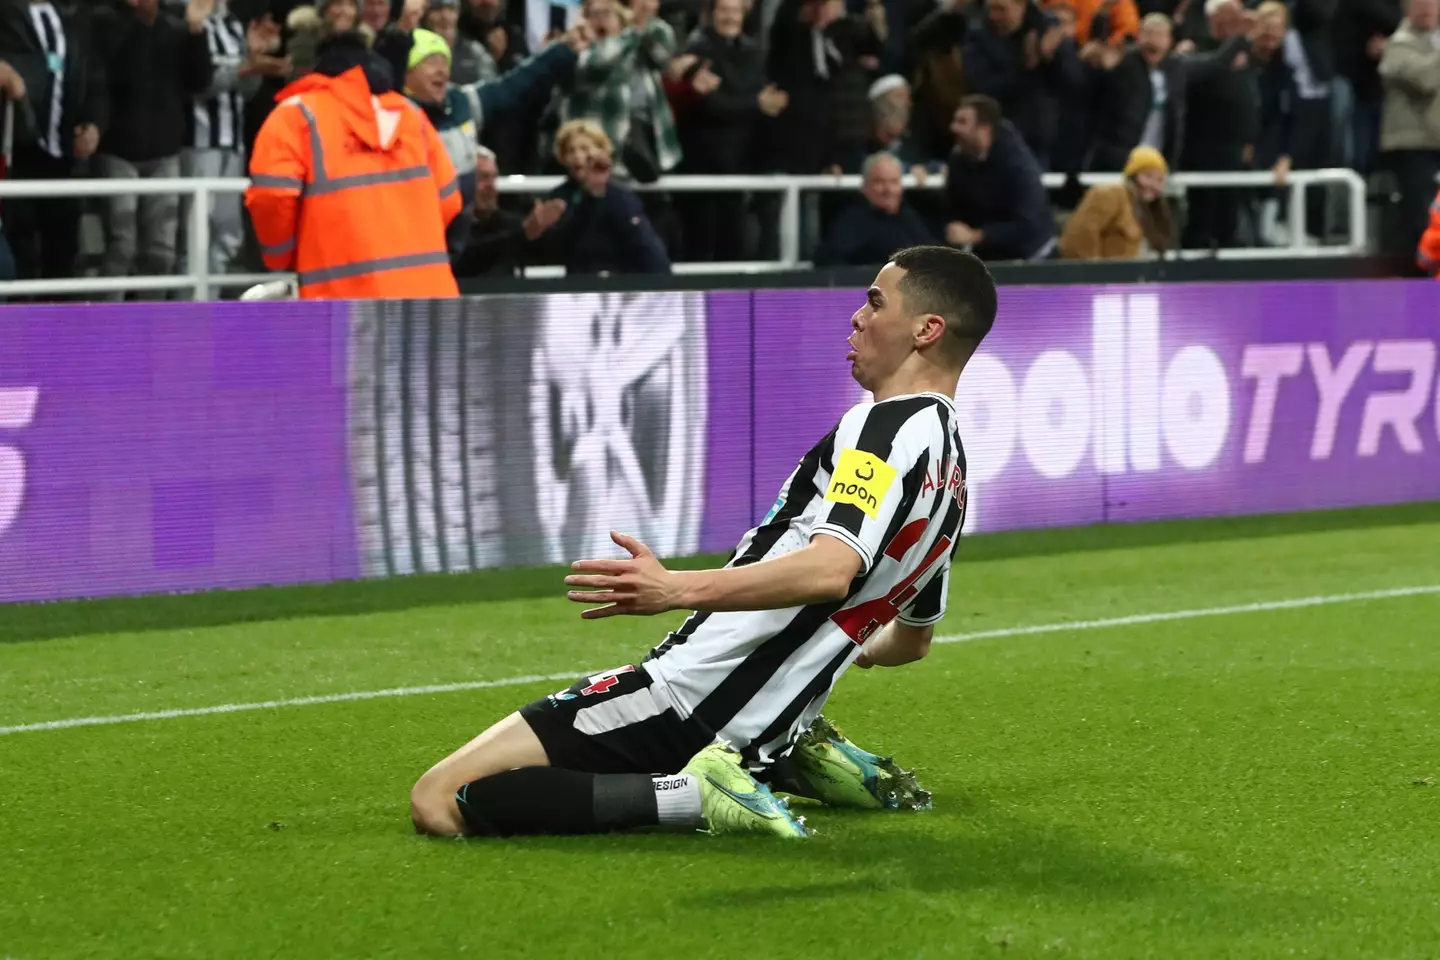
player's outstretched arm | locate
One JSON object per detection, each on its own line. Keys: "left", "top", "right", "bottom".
{"left": 564, "top": 531, "right": 862, "bottom": 619}
{"left": 854, "top": 621, "right": 934, "bottom": 669}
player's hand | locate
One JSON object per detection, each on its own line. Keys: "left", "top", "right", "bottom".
{"left": 565, "top": 531, "right": 682, "bottom": 619}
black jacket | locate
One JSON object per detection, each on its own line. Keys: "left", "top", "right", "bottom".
{"left": 0, "top": 0, "right": 105, "bottom": 158}
{"left": 1288, "top": 0, "right": 1337, "bottom": 85}
{"left": 92, "top": 3, "right": 213, "bottom": 162}
{"left": 813, "top": 198, "right": 935, "bottom": 266}
{"left": 961, "top": 3, "right": 1082, "bottom": 166}
{"left": 679, "top": 27, "right": 765, "bottom": 174}
{"left": 944, "top": 120, "right": 1054, "bottom": 261}
{"left": 1251, "top": 50, "right": 1299, "bottom": 166}
{"left": 1088, "top": 49, "right": 1187, "bottom": 170}
{"left": 541, "top": 178, "right": 672, "bottom": 275}
{"left": 1179, "top": 35, "right": 1254, "bottom": 168}
{"left": 759, "top": 0, "right": 842, "bottom": 172}
{"left": 1334, "top": 0, "right": 1400, "bottom": 101}
{"left": 453, "top": 207, "right": 528, "bottom": 278}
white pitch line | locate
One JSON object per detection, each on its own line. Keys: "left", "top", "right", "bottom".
{"left": 2, "top": 583, "right": 1437, "bottom": 737}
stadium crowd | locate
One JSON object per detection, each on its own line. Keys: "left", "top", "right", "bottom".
{"left": 0, "top": 0, "right": 1435, "bottom": 288}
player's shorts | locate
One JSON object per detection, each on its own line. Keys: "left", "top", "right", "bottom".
{"left": 518, "top": 664, "right": 716, "bottom": 775}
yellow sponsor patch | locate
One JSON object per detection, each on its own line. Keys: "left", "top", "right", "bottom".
{"left": 825, "top": 447, "right": 897, "bottom": 519}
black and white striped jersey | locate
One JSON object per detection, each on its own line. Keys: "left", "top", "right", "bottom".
{"left": 189, "top": 11, "right": 246, "bottom": 151}
{"left": 644, "top": 391, "right": 968, "bottom": 766}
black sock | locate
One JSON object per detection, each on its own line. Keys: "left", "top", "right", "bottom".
{"left": 455, "top": 768, "right": 661, "bottom": 836}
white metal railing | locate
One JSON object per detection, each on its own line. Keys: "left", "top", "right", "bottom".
{"left": 0, "top": 168, "right": 1367, "bottom": 299}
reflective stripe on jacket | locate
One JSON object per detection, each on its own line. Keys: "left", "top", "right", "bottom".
{"left": 245, "top": 66, "right": 463, "bottom": 299}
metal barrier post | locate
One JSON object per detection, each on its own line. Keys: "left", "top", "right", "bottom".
{"left": 778, "top": 184, "right": 800, "bottom": 268}
{"left": 188, "top": 183, "right": 211, "bottom": 302}
{"left": 1288, "top": 176, "right": 1306, "bottom": 250}
{"left": 1346, "top": 170, "right": 1368, "bottom": 253}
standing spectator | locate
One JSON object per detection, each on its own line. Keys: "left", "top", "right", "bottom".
{"left": 0, "top": 0, "right": 105, "bottom": 287}
{"left": 454, "top": 146, "right": 567, "bottom": 276}
{"left": 824, "top": 2, "right": 885, "bottom": 170}
{"left": 180, "top": 1, "right": 282, "bottom": 279}
{"left": 1086, "top": 12, "right": 1187, "bottom": 170}
{"left": 761, "top": 0, "right": 843, "bottom": 175}
{"left": 1334, "top": 0, "right": 1400, "bottom": 174}
{"left": 1060, "top": 144, "right": 1174, "bottom": 257}
{"left": 675, "top": 0, "right": 775, "bottom": 261}
{"left": 93, "top": 0, "right": 215, "bottom": 288}
{"left": 1279, "top": 0, "right": 1337, "bottom": 240}
{"left": 943, "top": 94, "right": 1056, "bottom": 259}
{"left": 1379, "top": 0, "right": 1440, "bottom": 257}
{"left": 963, "top": 0, "right": 1083, "bottom": 169}
{"left": 424, "top": 0, "right": 495, "bottom": 83}
{"left": 548, "top": 0, "right": 682, "bottom": 182}
{"left": 1249, "top": 1, "right": 1301, "bottom": 243}
{"left": 361, "top": 0, "right": 391, "bottom": 31}
{"left": 906, "top": 0, "right": 969, "bottom": 162}
{"left": 853, "top": 0, "right": 931, "bottom": 75}
{"left": 1179, "top": 0, "right": 1251, "bottom": 249}
{"left": 534, "top": 118, "right": 671, "bottom": 273}
{"left": 286, "top": 0, "right": 364, "bottom": 76}
{"left": 813, "top": 152, "right": 933, "bottom": 264}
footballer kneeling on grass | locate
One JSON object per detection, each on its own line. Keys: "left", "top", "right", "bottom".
{"left": 410, "top": 246, "right": 997, "bottom": 839}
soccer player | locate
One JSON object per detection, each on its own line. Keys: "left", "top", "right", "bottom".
{"left": 410, "top": 246, "right": 997, "bottom": 838}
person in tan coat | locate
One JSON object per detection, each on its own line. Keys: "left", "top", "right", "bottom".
{"left": 1058, "top": 145, "right": 1174, "bottom": 259}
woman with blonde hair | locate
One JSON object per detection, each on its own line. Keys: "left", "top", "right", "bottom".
{"left": 1058, "top": 145, "right": 1174, "bottom": 260}
{"left": 531, "top": 118, "right": 672, "bottom": 274}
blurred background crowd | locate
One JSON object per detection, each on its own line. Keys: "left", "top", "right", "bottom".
{"left": 0, "top": 0, "right": 1434, "bottom": 289}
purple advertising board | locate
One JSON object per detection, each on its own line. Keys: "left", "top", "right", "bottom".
{"left": 0, "top": 302, "right": 358, "bottom": 602}
{"left": 702, "top": 280, "right": 1440, "bottom": 550}
{"left": 0, "top": 279, "right": 1436, "bottom": 604}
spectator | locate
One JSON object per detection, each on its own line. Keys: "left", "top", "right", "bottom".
{"left": 824, "top": 3, "right": 885, "bottom": 170}
{"left": 180, "top": 1, "right": 285, "bottom": 279}
{"left": 1179, "top": 0, "right": 1252, "bottom": 249}
{"left": 454, "top": 146, "right": 567, "bottom": 276}
{"left": 0, "top": 1, "right": 103, "bottom": 289}
{"left": 1248, "top": 1, "right": 1301, "bottom": 243}
{"left": 1279, "top": 0, "right": 1338, "bottom": 240}
{"left": 1086, "top": 13, "right": 1187, "bottom": 170}
{"left": 93, "top": 0, "right": 215, "bottom": 289}
{"left": 1059, "top": 144, "right": 1174, "bottom": 257}
{"left": 1419, "top": 182, "right": 1440, "bottom": 271}
{"left": 943, "top": 94, "right": 1056, "bottom": 259}
{"left": 459, "top": 0, "right": 522, "bottom": 71}
{"left": 361, "top": 0, "right": 392, "bottom": 31}
{"left": 1334, "top": 0, "right": 1400, "bottom": 174}
{"left": 1379, "top": 0, "right": 1440, "bottom": 257}
{"left": 674, "top": 0, "right": 776, "bottom": 261}
{"left": 534, "top": 117, "right": 671, "bottom": 273}
{"left": 424, "top": 0, "right": 495, "bottom": 84}
{"left": 399, "top": 25, "right": 586, "bottom": 255}
{"left": 906, "top": 0, "right": 969, "bottom": 161}
{"left": 963, "top": 0, "right": 1082, "bottom": 169}
{"left": 813, "top": 152, "right": 934, "bottom": 264}
{"left": 855, "top": 0, "right": 933, "bottom": 75}
{"left": 761, "top": 0, "right": 843, "bottom": 175}
{"left": 861, "top": 74, "right": 936, "bottom": 171}
{"left": 547, "top": 0, "right": 682, "bottom": 182}
{"left": 286, "top": 0, "right": 367, "bottom": 76}
{"left": 1047, "top": 0, "right": 1140, "bottom": 44}
{"left": 455, "top": 0, "right": 535, "bottom": 172}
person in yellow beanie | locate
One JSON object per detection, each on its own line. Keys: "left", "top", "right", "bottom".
{"left": 1058, "top": 145, "right": 1174, "bottom": 260}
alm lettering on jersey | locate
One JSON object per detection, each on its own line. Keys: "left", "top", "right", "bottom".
{"left": 825, "top": 447, "right": 897, "bottom": 520}
{"left": 922, "top": 460, "right": 964, "bottom": 500}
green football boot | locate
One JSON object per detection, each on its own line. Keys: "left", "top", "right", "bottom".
{"left": 682, "top": 742, "right": 810, "bottom": 839}
{"left": 787, "top": 715, "right": 933, "bottom": 811}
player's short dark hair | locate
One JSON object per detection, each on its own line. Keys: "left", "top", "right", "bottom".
{"left": 959, "top": 94, "right": 1002, "bottom": 130}
{"left": 889, "top": 245, "right": 997, "bottom": 351}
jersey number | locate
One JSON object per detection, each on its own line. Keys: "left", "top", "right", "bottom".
{"left": 831, "top": 518, "right": 952, "bottom": 644}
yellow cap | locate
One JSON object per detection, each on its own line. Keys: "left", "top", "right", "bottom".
{"left": 408, "top": 29, "right": 451, "bottom": 71}
{"left": 1124, "top": 146, "right": 1168, "bottom": 178}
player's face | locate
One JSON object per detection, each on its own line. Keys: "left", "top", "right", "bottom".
{"left": 847, "top": 263, "right": 917, "bottom": 389}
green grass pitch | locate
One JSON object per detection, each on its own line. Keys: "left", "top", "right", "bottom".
{"left": 3, "top": 504, "right": 1440, "bottom": 959}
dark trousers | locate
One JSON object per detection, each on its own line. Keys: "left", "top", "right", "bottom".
{"left": 3, "top": 147, "right": 80, "bottom": 283}
{"left": 1181, "top": 143, "right": 1246, "bottom": 250}
{"left": 1287, "top": 95, "right": 1333, "bottom": 239}
{"left": 1385, "top": 149, "right": 1440, "bottom": 257}
{"left": 679, "top": 191, "right": 749, "bottom": 262}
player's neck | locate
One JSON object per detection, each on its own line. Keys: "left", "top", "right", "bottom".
{"left": 869, "top": 372, "right": 959, "bottom": 404}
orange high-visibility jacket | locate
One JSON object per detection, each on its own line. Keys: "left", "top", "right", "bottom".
{"left": 246, "top": 66, "right": 462, "bottom": 300}
{"left": 1420, "top": 188, "right": 1440, "bottom": 277}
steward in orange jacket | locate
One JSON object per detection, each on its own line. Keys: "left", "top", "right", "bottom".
{"left": 246, "top": 32, "right": 462, "bottom": 299}
{"left": 1420, "top": 188, "right": 1440, "bottom": 277}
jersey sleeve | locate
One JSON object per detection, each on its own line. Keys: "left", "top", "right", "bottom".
{"left": 810, "top": 401, "right": 926, "bottom": 575}
{"left": 898, "top": 566, "right": 948, "bottom": 626}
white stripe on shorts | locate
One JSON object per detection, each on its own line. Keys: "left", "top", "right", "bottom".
{"left": 572, "top": 687, "right": 667, "bottom": 736}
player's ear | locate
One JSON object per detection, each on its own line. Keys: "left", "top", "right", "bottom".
{"left": 913, "top": 313, "right": 947, "bottom": 350}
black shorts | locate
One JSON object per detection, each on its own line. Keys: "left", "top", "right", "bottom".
{"left": 519, "top": 664, "right": 715, "bottom": 775}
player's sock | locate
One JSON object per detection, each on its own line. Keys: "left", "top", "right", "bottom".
{"left": 454, "top": 768, "right": 701, "bottom": 836}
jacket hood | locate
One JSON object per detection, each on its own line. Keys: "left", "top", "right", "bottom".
{"left": 275, "top": 65, "right": 406, "bottom": 152}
